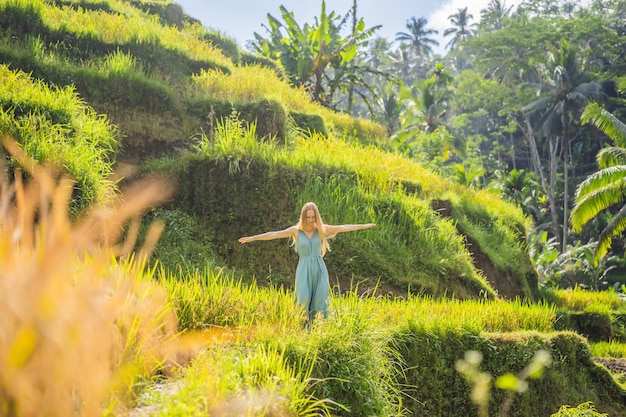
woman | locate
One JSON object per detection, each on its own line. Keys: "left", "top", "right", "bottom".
{"left": 239, "top": 202, "right": 375, "bottom": 324}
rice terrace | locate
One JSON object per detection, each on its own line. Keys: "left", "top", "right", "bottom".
{"left": 1, "top": 0, "right": 626, "bottom": 416}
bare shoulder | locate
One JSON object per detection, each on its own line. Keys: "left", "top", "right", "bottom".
{"left": 323, "top": 224, "right": 339, "bottom": 235}
{"left": 285, "top": 225, "right": 299, "bottom": 238}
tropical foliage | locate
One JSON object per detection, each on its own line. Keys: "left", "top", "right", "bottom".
{"left": 571, "top": 79, "right": 626, "bottom": 265}
{"left": 1, "top": 1, "right": 626, "bottom": 417}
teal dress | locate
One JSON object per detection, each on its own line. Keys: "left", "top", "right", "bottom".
{"left": 294, "top": 229, "right": 330, "bottom": 322}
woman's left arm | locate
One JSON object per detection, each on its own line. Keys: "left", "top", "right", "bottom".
{"left": 324, "top": 223, "right": 376, "bottom": 235}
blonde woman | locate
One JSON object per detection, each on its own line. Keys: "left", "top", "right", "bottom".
{"left": 239, "top": 202, "right": 375, "bottom": 324}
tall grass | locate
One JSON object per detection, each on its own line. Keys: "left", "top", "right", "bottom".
{"left": 35, "top": 0, "right": 233, "bottom": 69}
{"left": 337, "top": 292, "right": 557, "bottom": 334}
{"left": 165, "top": 268, "right": 556, "bottom": 336}
{"left": 139, "top": 343, "right": 335, "bottom": 417}
{"left": 193, "top": 65, "right": 314, "bottom": 110}
{"left": 145, "top": 276, "right": 561, "bottom": 416}
{"left": 541, "top": 286, "right": 626, "bottom": 312}
{"left": 0, "top": 136, "right": 178, "bottom": 416}
{"left": 196, "top": 121, "right": 453, "bottom": 198}
{"left": 288, "top": 133, "right": 447, "bottom": 195}
{"left": 590, "top": 340, "right": 626, "bottom": 358}
{"left": 199, "top": 112, "right": 278, "bottom": 175}
{"left": 287, "top": 300, "right": 405, "bottom": 417}
{"left": 159, "top": 267, "right": 302, "bottom": 332}
{"left": 0, "top": 64, "right": 118, "bottom": 213}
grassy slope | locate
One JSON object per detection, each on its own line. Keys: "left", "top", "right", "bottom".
{"left": 0, "top": 0, "right": 538, "bottom": 300}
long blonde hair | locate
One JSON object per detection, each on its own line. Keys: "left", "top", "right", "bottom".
{"left": 295, "top": 202, "right": 331, "bottom": 255}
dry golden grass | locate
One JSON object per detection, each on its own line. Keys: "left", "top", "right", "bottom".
{"left": 0, "top": 135, "right": 179, "bottom": 417}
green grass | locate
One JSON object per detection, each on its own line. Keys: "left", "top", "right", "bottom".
{"left": 40, "top": 0, "right": 233, "bottom": 70}
{"left": 0, "top": 64, "right": 117, "bottom": 213}
{"left": 590, "top": 340, "right": 626, "bottom": 358}
{"left": 160, "top": 266, "right": 557, "bottom": 334}
{"left": 127, "top": 271, "right": 625, "bottom": 417}
{"left": 158, "top": 267, "right": 302, "bottom": 332}
{"left": 540, "top": 286, "right": 626, "bottom": 312}
{"left": 138, "top": 342, "right": 336, "bottom": 417}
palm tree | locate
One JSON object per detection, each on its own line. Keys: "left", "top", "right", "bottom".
{"left": 389, "top": 43, "right": 413, "bottom": 84}
{"left": 376, "top": 83, "right": 401, "bottom": 135}
{"left": 395, "top": 16, "right": 439, "bottom": 58}
{"left": 365, "top": 37, "right": 392, "bottom": 70}
{"left": 523, "top": 39, "right": 604, "bottom": 252}
{"left": 398, "top": 72, "right": 450, "bottom": 134}
{"left": 479, "top": 0, "right": 514, "bottom": 31}
{"left": 500, "top": 169, "right": 545, "bottom": 223}
{"left": 394, "top": 64, "right": 455, "bottom": 158}
{"left": 443, "top": 7, "right": 477, "bottom": 50}
{"left": 403, "top": 78, "right": 442, "bottom": 132}
{"left": 571, "top": 99, "right": 626, "bottom": 266}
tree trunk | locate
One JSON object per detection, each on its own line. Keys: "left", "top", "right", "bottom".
{"left": 521, "top": 116, "right": 560, "bottom": 242}
{"left": 347, "top": 0, "right": 357, "bottom": 114}
{"left": 522, "top": 117, "right": 548, "bottom": 191}
{"left": 510, "top": 131, "right": 516, "bottom": 170}
{"left": 561, "top": 113, "right": 570, "bottom": 252}
{"left": 549, "top": 136, "right": 561, "bottom": 249}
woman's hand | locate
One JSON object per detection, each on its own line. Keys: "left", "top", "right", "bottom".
{"left": 238, "top": 236, "right": 253, "bottom": 244}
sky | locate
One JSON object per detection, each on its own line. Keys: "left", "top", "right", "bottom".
{"left": 174, "top": 0, "right": 526, "bottom": 56}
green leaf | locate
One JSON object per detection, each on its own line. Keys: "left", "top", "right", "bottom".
{"left": 356, "top": 18, "right": 365, "bottom": 33}
{"left": 340, "top": 44, "right": 357, "bottom": 64}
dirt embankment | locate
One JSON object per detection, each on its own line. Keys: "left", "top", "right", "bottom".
{"left": 431, "top": 199, "right": 527, "bottom": 300}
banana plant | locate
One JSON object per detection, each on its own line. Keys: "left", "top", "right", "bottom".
{"left": 251, "top": 1, "right": 380, "bottom": 107}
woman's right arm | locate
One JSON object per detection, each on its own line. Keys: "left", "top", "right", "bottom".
{"left": 239, "top": 226, "right": 297, "bottom": 244}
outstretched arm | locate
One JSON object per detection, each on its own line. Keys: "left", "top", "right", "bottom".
{"left": 324, "top": 223, "right": 376, "bottom": 236}
{"left": 239, "top": 226, "right": 297, "bottom": 244}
